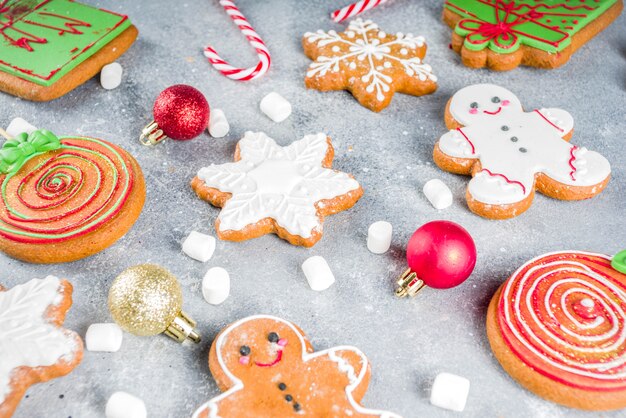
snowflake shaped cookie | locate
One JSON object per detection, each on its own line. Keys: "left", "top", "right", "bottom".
{"left": 434, "top": 84, "right": 611, "bottom": 219}
{"left": 191, "top": 132, "right": 363, "bottom": 247}
{"left": 0, "top": 276, "right": 83, "bottom": 417}
{"left": 303, "top": 19, "right": 437, "bottom": 112}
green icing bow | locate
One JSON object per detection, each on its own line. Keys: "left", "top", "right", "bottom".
{"left": 0, "top": 130, "right": 61, "bottom": 174}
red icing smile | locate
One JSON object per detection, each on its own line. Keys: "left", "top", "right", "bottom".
{"left": 254, "top": 338, "right": 288, "bottom": 368}
{"left": 483, "top": 107, "right": 502, "bottom": 115}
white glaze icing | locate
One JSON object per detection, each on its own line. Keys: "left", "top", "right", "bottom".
{"left": 439, "top": 84, "right": 611, "bottom": 205}
{"left": 304, "top": 19, "right": 436, "bottom": 101}
{"left": 192, "top": 314, "right": 400, "bottom": 418}
{"left": 197, "top": 132, "right": 360, "bottom": 239}
{"left": 501, "top": 251, "right": 626, "bottom": 381}
{"left": 0, "top": 276, "right": 78, "bottom": 404}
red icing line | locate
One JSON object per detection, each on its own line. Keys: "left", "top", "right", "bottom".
{"left": 23, "top": 12, "right": 91, "bottom": 37}
{"left": 254, "top": 350, "right": 283, "bottom": 367}
{"left": 534, "top": 109, "right": 564, "bottom": 132}
{"left": 483, "top": 106, "right": 502, "bottom": 115}
{"left": 568, "top": 145, "right": 578, "bottom": 181}
{"left": 480, "top": 168, "right": 527, "bottom": 194}
{"left": 456, "top": 127, "right": 476, "bottom": 154}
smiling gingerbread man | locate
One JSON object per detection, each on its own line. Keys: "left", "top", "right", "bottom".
{"left": 193, "top": 315, "right": 401, "bottom": 418}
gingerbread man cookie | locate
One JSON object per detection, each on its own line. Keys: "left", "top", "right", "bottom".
{"left": 303, "top": 19, "right": 437, "bottom": 112}
{"left": 191, "top": 132, "right": 363, "bottom": 247}
{"left": 193, "top": 315, "right": 401, "bottom": 418}
{"left": 433, "top": 84, "right": 610, "bottom": 219}
{"left": 0, "top": 130, "right": 146, "bottom": 263}
{"left": 0, "top": 276, "right": 83, "bottom": 417}
{"left": 442, "top": 0, "right": 624, "bottom": 70}
{"left": 487, "top": 251, "right": 626, "bottom": 410}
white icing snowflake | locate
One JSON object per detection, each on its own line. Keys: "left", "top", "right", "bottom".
{"left": 304, "top": 19, "right": 437, "bottom": 102}
{"left": 0, "top": 277, "right": 79, "bottom": 405}
{"left": 196, "top": 132, "right": 361, "bottom": 241}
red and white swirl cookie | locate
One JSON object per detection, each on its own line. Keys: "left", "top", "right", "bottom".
{"left": 0, "top": 130, "right": 145, "bottom": 263}
{"left": 487, "top": 251, "right": 626, "bottom": 410}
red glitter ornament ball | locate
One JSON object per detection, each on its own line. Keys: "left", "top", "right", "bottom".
{"left": 153, "top": 85, "right": 210, "bottom": 141}
{"left": 406, "top": 221, "right": 476, "bottom": 289}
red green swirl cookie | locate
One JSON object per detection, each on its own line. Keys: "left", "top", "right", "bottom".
{"left": 487, "top": 251, "right": 626, "bottom": 410}
{"left": 0, "top": 130, "right": 145, "bottom": 263}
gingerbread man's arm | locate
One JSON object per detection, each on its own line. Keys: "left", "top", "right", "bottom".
{"left": 534, "top": 108, "right": 574, "bottom": 138}
{"left": 192, "top": 389, "right": 249, "bottom": 418}
{"left": 437, "top": 128, "right": 479, "bottom": 159}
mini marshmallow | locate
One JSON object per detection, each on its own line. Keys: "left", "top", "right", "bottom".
{"left": 430, "top": 372, "right": 470, "bottom": 412}
{"left": 367, "top": 221, "right": 392, "bottom": 254}
{"left": 423, "top": 179, "right": 453, "bottom": 210}
{"left": 6, "top": 117, "right": 37, "bottom": 137}
{"left": 86, "top": 323, "right": 123, "bottom": 352}
{"left": 260, "top": 92, "right": 292, "bottom": 123}
{"left": 100, "top": 62, "right": 123, "bottom": 90}
{"left": 208, "top": 108, "right": 229, "bottom": 138}
{"left": 105, "top": 391, "right": 147, "bottom": 418}
{"left": 202, "top": 267, "right": 230, "bottom": 305}
{"left": 302, "top": 256, "right": 335, "bottom": 291}
{"left": 182, "top": 231, "right": 216, "bottom": 262}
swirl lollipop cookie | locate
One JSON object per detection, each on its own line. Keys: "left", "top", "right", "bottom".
{"left": 487, "top": 251, "right": 626, "bottom": 410}
{"left": 0, "top": 130, "right": 145, "bottom": 263}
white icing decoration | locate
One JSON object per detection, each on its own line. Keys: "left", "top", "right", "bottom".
{"left": 0, "top": 276, "right": 78, "bottom": 404}
{"left": 192, "top": 315, "right": 400, "bottom": 418}
{"left": 501, "top": 251, "right": 626, "bottom": 381}
{"left": 304, "top": 19, "right": 436, "bottom": 102}
{"left": 439, "top": 84, "right": 611, "bottom": 205}
{"left": 197, "top": 132, "right": 360, "bottom": 239}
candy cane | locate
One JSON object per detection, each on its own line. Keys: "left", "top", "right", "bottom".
{"left": 331, "top": 0, "right": 391, "bottom": 23}
{"left": 203, "top": 0, "right": 270, "bottom": 81}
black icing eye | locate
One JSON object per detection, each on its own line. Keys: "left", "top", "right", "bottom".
{"left": 268, "top": 332, "right": 279, "bottom": 343}
{"left": 239, "top": 345, "right": 251, "bottom": 356}
{"left": 470, "top": 102, "right": 479, "bottom": 109}
{"left": 491, "top": 96, "right": 501, "bottom": 103}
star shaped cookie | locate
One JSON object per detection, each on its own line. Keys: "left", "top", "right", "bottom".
{"left": 191, "top": 132, "right": 363, "bottom": 247}
{"left": 303, "top": 19, "right": 437, "bottom": 112}
{"left": 0, "top": 276, "right": 83, "bottom": 417}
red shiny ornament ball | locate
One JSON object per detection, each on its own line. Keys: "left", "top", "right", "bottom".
{"left": 406, "top": 221, "right": 476, "bottom": 289}
{"left": 153, "top": 85, "right": 210, "bottom": 141}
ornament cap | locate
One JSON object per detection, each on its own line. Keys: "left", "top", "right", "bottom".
{"left": 164, "top": 311, "right": 201, "bottom": 344}
{"left": 139, "top": 120, "right": 167, "bottom": 146}
{"left": 395, "top": 268, "right": 427, "bottom": 298}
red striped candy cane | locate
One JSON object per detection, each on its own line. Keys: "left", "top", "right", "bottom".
{"left": 331, "top": 0, "right": 391, "bottom": 23}
{"left": 204, "top": 0, "right": 270, "bottom": 81}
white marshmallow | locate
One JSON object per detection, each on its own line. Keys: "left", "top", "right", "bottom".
{"left": 85, "top": 323, "right": 123, "bottom": 352}
{"left": 182, "top": 231, "right": 216, "bottom": 262}
{"left": 202, "top": 267, "right": 230, "bottom": 305}
{"left": 423, "top": 179, "right": 453, "bottom": 210}
{"left": 367, "top": 221, "right": 392, "bottom": 254}
{"left": 260, "top": 92, "right": 292, "bottom": 122}
{"left": 6, "top": 117, "right": 37, "bottom": 137}
{"left": 302, "top": 256, "right": 335, "bottom": 291}
{"left": 105, "top": 391, "right": 147, "bottom": 418}
{"left": 100, "top": 62, "right": 123, "bottom": 90}
{"left": 430, "top": 372, "right": 470, "bottom": 412}
{"left": 208, "top": 108, "right": 229, "bottom": 138}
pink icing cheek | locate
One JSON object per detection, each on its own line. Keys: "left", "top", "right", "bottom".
{"left": 239, "top": 356, "right": 250, "bottom": 365}
{"left": 502, "top": 100, "right": 510, "bottom": 106}
{"left": 469, "top": 108, "right": 478, "bottom": 115}
{"left": 277, "top": 338, "right": 288, "bottom": 347}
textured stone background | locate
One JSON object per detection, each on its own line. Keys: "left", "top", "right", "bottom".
{"left": 1, "top": 0, "right": 625, "bottom": 417}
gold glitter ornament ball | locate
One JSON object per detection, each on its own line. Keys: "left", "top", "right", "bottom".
{"left": 108, "top": 264, "right": 183, "bottom": 336}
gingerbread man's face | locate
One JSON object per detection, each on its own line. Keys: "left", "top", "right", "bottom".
{"left": 215, "top": 317, "right": 307, "bottom": 382}
{"left": 449, "top": 84, "right": 522, "bottom": 126}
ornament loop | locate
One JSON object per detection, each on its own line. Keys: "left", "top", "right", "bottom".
{"left": 139, "top": 120, "right": 167, "bottom": 146}
{"left": 395, "top": 268, "right": 426, "bottom": 298}
{"left": 164, "top": 311, "right": 201, "bottom": 344}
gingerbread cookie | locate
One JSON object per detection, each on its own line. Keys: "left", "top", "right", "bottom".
{"left": 487, "top": 251, "right": 626, "bottom": 410}
{"left": 303, "top": 19, "right": 437, "bottom": 112}
{"left": 443, "top": 0, "right": 623, "bottom": 70}
{"left": 0, "top": 130, "right": 145, "bottom": 263}
{"left": 0, "top": 276, "right": 83, "bottom": 417}
{"left": 193, "top": 315, "right": 401, "bottom": 418}
{"left": 191, "top": 132, "right": 363, "bottom": 247}
{"left": 433, "top": 84, "right": 610, "bottom": 219}
{"left": 0, "top": 0, "right": 138, "bottom": 101}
